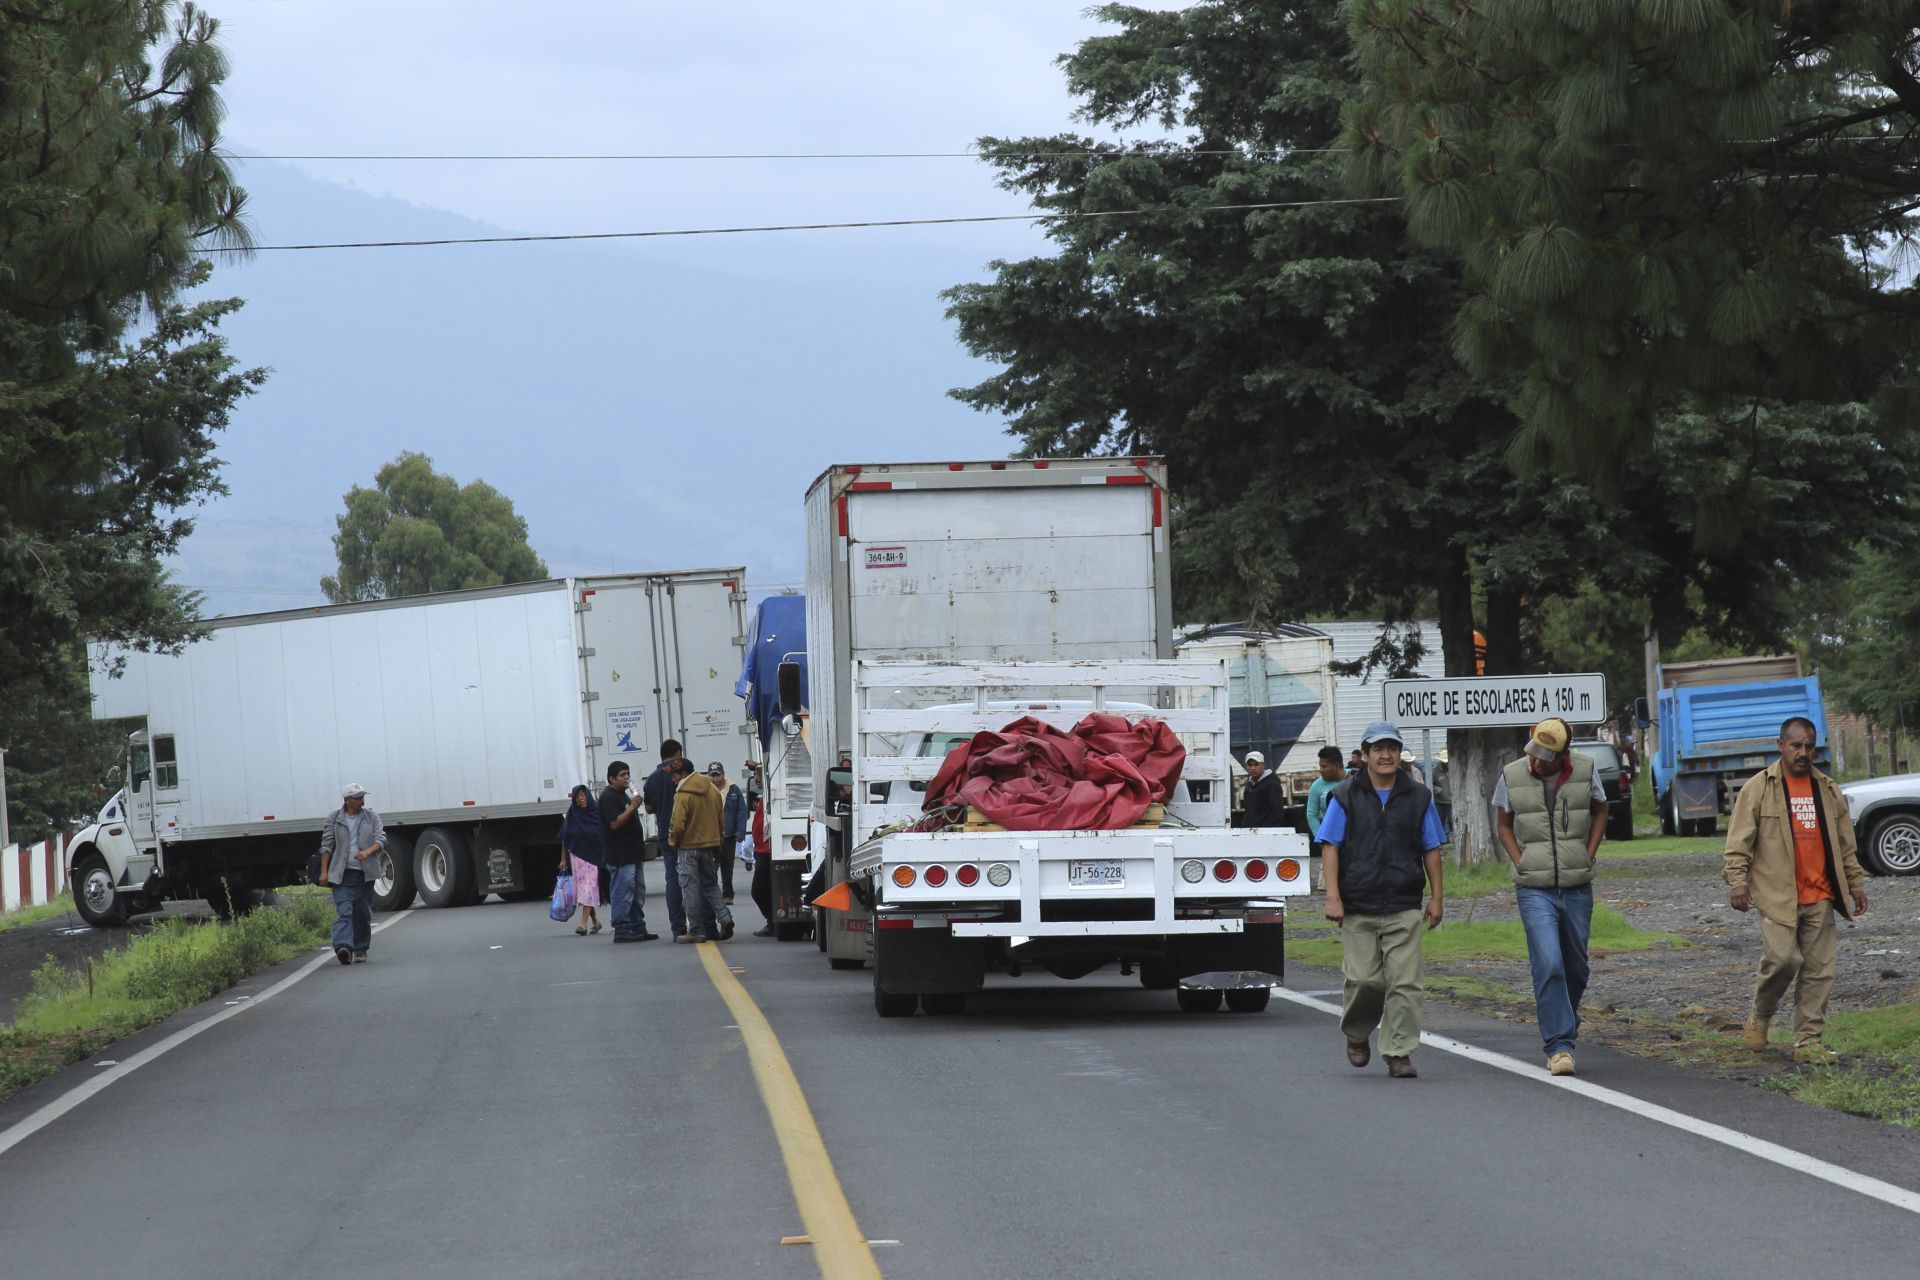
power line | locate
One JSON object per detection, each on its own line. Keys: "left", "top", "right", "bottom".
{"left": 236, "top": 148, "right": 1349, "bottom": 161}
{"left": 194, "top": 197, "right": 1400, "bottom": 253}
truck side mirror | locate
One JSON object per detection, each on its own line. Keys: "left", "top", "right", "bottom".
{"left": 780, "top": 713, "right": 803, "bottom": 739}
{"left": 1633, "top": 696, "right": 1650, "bottom": 728}
{"left": 777, "top": 661, "right": 803, "bottom": 716}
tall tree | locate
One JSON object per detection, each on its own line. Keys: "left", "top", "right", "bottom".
{"left": 322, "top": 452, "right": 548, "bottom": 602}
{"left": 945, "top": 1, "right": 1913, "bottom": 860}
{"left": 1, "top": 2, "right": 261, "bottom": 841}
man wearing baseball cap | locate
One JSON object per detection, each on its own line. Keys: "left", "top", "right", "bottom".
{"left": 1239, "top": 751, "right": 1285, "bottom": 828}
{"left": 1493, "top": 717, "right": 1609, "bottom": 1076}
{"left": 1319, "top": 720, "right": 1447, "bottom": 1079}
{"left": 318, "top": 783, "right": 387, "bottom": 966}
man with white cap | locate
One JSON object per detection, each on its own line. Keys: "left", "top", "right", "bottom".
{"left": 1240, "top": 751, "right": 1284, "bottom": 828}
{"left": 1319, "top": 720, "right": 1447, "bottom": 1078}
{"left": 318, "top": 783, "right": 388, "bottom": 966}
{"left": 1493, "top": 717, "right": 1608, "bottom": 1076}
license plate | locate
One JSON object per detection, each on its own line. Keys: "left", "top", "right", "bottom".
{"left": 1068, "top": 860, "right": 1125, "bottom": 889}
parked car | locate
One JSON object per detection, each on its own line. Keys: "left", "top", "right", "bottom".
{"left": 1572, "top": 739, "right": 1636, "bottom": 842}
{"left": 1840, "top": 773, "right": 1920, "bottom": 876}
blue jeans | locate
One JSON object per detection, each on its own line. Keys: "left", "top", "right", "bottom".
{"left": 659, "top": 845, "right": 687, "bottom": 937}
{"left": 332, "top": 870, "right": 373, "bottom": 955}
{"left": 1516, "top": 884, "right": 1592, "bottom": 1057}
{"left": 610, "top": 862, "right": 649, "bottom": 937}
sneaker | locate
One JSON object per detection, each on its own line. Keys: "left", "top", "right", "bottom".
{"left": 1547, "top": 1052, "right": 1576, "bottom": 1077}
{"left": 1346, "top": 1039, "right": 1371, "bottom": 1069}
{"left": 1742, "top": 1015, "right": 1770, "bottom": 1051}
{"left": 335, "top": 946, "right": 352, "bottom": 966}
{"left": 613, "top": 933, "right": 640, "bottom": 944}
{"left": 1385, "top": 1055, "right": 1418, "bottom": 1079}
{"left": 1793, "top": 1040, "right": 1839, "bottom": 1065}
{"left": 720, "top": 916, "right": 736, "bottom": 941}
{"left": 752, "top": 925, "right": 776, "bottom": 938}
{"left": 674, "top": 932, "right": 704, "bottom": 944}
{"left": 635, "top": 932, "right": 659, "bottom": 942}
{"left": 353, "top": 954, "right": 368, "bottom": 964}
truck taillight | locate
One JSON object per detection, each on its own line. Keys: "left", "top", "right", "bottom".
{"left": 892, "top": 866, "right": 916, "bottom": 888}
{"left": 1181, "top": 859, "right": 1205, "bottom": 884}
{"left": 1276, "top": 859, "right": 1302, "bottom": 882}
{"left": 956, "top": 864, "right": 980, "bottom": 887}
{"left": 924, "top": 865, "right": 949, "bottom": 888}
{"left": 1212, "top": 859, "right": 1236, "bottom": 883}
{"left": 789, "top": 835, "right": 807, "bottom": 851}
{"left": 1244, "top": 859, "right": 1269, "bottom": 882}
{"left": 987, "top": 863, "right": 1012, "bottom": 887}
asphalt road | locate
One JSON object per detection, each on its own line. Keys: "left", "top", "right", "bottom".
{"left": 3, "top": 902, "right": 1920, "bottom": 1279}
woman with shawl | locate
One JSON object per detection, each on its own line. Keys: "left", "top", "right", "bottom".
{"left": 558, "top": 784, "right": 605, "bottom": 934}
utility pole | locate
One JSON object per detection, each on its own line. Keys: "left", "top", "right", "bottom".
{"left": 1642, "top": 622, "right": 1661, "bottom": 763}
{"left": 0, "top": 747, "right": 10, "bottom": 852}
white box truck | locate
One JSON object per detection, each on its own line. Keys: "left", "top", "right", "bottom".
{"left": 68, "top": 572, "right": 751, "bottom": 926}
{"left": 737, "top": 594, "right": 821, "bottom": 940}
{"left": 800, "top": 459, "right": 1308, "bottom": 1014}
{"left": 1175, "top": 625, "right": 1340, "bottom": 826}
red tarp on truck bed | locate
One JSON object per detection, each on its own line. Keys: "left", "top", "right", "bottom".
{"left": 922, "top": 713, "right": 1186, "bottom": 830}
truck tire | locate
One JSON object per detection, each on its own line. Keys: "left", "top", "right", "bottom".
{"left": 1138, "top": 959, "right": 1178, "bottom": 990}
{"left": 775, "top": 921, "right": 807, "bottom": 942}
{"left": 206, "top": 880, "right": 264, "bottom": 921}
{"left": 1608, "top": 807, "right": 1635, "bottom": 842}
{"left": 1660, "top": 791, "right": 1677, "bottom": 836}
{"left": 873, "top": 968, "right": 918, "bottom": 1017}
{"left": 920, "top": 993, "right": 967, "bottom": 1016}
{"left": 371, "top": 835, "right": 417, "bottom": 911}
{"left": 414, "top": 826, "right": 474, "bottom": 909}
{"left": 1866, "top": 811, "right": 1920, "bottom": 875}
{"left": 1176, "top": 986, "right": 1223, "bottom": 1013}
{"left": 72, "top": 853, "right": 128, "bottom": 928}
{"left": 829, "top": 956, "right": 866, "bottom": 971}
{"left": 814, "top": 909, "right": 827, "bottom": 951}
{"left": 1224, "top": 988, "right": 1271, "bottom": 1013}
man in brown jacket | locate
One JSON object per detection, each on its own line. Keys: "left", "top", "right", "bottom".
{"left": 667, "top": 756, "right": 732, "bottom": 944}
{"left": 1723, "top": 716, "right": 1869, "bottom": 1064}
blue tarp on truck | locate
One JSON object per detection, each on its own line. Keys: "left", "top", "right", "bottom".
{"left": 1653, "top": 668, "right": 1826, "bottom": 836}
{"left": 736, "top": 595, "right": 807, "bottom": 751}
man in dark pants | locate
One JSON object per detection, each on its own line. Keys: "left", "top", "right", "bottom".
{"left": 642, "top": 738, "right": 688, "bottom": 940}
{"left": 598, "top": 761, "right": 656, "bottom": 942}
{"left": 318, "top": 783, "right": 386, "bottom": 965}
{"left": 709, "top": 761, "right": 746, "bottom": 905}
{"left": 748, "top": 787, "right": 777, "bottom": 937}
{"left": 1240, "top": 750, "right": 1285, "bottom": 828}
{"left": 1320, "top": 720, "right": 1446, "bottom": 1079}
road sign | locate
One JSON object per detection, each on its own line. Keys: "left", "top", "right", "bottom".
{"left": 1381, "top": 673, "right": 1609, "bottom": 730}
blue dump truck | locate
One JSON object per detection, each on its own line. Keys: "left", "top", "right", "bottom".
{"left": 1652, "top": 655, "right": 1827, "bottom": 837}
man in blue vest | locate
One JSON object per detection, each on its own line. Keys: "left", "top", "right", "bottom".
{"left": 1493, "top": 716, "right": 1608, "bottom": 1076}
{"left": 1320, "top": 720, "right": 1447, "bottom": 1079}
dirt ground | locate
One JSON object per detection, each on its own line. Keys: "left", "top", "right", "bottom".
{"left": 0, "top": 900, "right": 216, "bottom": 1017}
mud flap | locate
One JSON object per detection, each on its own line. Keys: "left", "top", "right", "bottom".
{"left": 874, "top": 923, "right": 989, "bottom": 995}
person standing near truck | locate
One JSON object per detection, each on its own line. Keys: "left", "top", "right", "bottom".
{"left": 643, "top": 739, "right": 689, "bottom": 940}
{"left": 318, "top": 783, "right": 387, "bottom": 966}
{"left": 668, "top": 757, "right": 731, "bottom": 943}
{"left": 1319, "top": 721, "right": 1446, "bottom": 1079}
{"left": 599, "top": 762, "right": 657, "bottom": 943}
{"left": 1493, "top": 717, "right": 1608, "bottom": 1077}
{"left": 710, "top": 761, "right": 746, "bottom": 905}
{"left": 1306, "top": 746, "right": 1344, "bottom": 842}
{"left": 1725, "top": 716, "right": 1869, "bottom": 1064}
{"left": 558, "top": 784, "right": 605, "bottom": 936}
{"left": 1240, "top": 751, "right": 1284, "bottom": 827}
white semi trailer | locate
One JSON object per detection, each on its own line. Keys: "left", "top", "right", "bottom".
{"left": 69, "top": 572, "right": 752, "bottom": 926}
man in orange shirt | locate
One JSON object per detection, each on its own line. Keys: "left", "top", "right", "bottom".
{"left": 1723, "top": 717, "right": 1869, "bottom": 1064}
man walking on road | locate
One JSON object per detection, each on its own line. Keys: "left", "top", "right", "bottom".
{"left": 1240, "top": 751, "right": 1284, "bottom": 828}
{"left": 318, "top": 783, "right": 387, "bottom": 966}
{"left": 1725, "top": 716, "right": 1869, "bottom": 1064}
{"left": 643, "top": 739, "right": 689, "bottom": 940}
{"left": 1320, "top": 721, "right": 1446, "bottom": 1078}
{"left": 599, "top": 762, "right": 657, "bottom": 943}
{"left": 1493, "top": 717, "right": 1608, "bottom": 1076}
{"left": 1306, "top": 746, "right": 1344, "bottom": 842}
{"left": 668, "top": 757, "right": 732, "bottom": 944}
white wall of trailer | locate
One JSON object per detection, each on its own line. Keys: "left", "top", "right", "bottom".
{"left": 91, "top": 585, "right": 586, "bottom": 837}
{"left": 1305, "top": 619, "right": 1448, "bottom": 757}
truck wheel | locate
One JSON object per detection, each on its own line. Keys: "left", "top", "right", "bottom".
{"left": 206, "top": 880, "right": 263, "bottom": 921}
{"left": 1138, "top": 959, "right": 1178, "bottom": 990}
{"left": 1176, "top": 986, "right": 1223, "bottom": 1013}
{"left": 775, "top": 921, "right": 806, "bottom": 942}
{"left": 873, "top": 970, "right": 918, "bottom": 1017}
{"left": 73, "top": 854, "right": 128, "bottom": 928}
{"left": 920, "top": 993, "right": 967, "bottom": 1016}
{"left": 829, "top": 956, "right": 866, "bottom": 971}
{"left": 372, "top": 835, "right": 417, "bottom": 912}
{"left": 1867, "top": 811, "right": 1920, "bottom": 875}
{"left": 1224, "top": 988, "right": 1272, "bottom": 1013}
{"left": 414, "top": 827, "right": 474, "bottom": 908}
{"left": 1608, "top": 807, "right": 1635, "bottom": 841}
{"left": 1660, "top": 792, "right": 1677, "bottom": 836}
{"left": 814, "top": 909, "right": 827, "bottom": 951}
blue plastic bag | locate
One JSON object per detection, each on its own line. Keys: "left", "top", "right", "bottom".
{"left": 549, "top": 873, "right": 577, "bottom": 922}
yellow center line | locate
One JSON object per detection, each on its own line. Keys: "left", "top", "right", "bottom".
{"left": 696, "top": 943, "right": 884, "bottom": 1280}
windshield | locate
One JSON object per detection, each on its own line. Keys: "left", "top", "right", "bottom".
{"left": 1574, "top": 743, "right": 1621, "bottom": 773}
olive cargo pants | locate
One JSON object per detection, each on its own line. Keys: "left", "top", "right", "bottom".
{"left": 1340, "top": 908, "right": 1425, "bottom": 1057}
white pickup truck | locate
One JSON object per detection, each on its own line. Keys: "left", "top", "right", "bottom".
{"left": 840, "top": 657, "right": 1310, "bottom": 1016}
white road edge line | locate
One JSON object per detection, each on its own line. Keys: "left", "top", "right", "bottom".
{"left": 0, "top": 909, "right": 415, "bottom": 1159}
{"left": 1272, "top": 987, "right": 1920, "bottom": 1217}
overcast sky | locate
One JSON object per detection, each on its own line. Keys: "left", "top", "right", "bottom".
{"left": 172, "top": 1, "right": 1178, "bottom": 615}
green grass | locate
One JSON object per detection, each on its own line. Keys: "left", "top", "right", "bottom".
{"left": 1825, "top": 1003, "right": 1920, "bottom": 1061}
{"left": 0, "top": 896, "right": 331, "bottom": 1098}
{"left": 0, "top": 893, "right": 79, "bottom": 933}
{"left": 1287, "top": 904, "right": 1686, "bottom": 969}
{"left": 1767, "top": 1066, "right": 1920, "bottom": 1129}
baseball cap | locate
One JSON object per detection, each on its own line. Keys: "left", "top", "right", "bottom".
{"left": 1359, "top": 720, "right": 1405, "bottom": 749}
{"left": 1244, "top": 751, "right": 1265, "bottom": 765}
{"left": 341, "top": 783, "right": 368, "bottom": 799}
{"left": 706, "top": 761, "right": 725, "bottom": 776}
{"left": 1525, "top": 717, "right": 1571, "bottom": 763}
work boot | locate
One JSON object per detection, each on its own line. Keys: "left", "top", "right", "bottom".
{"left": 1346, "top": 1039, "right": 1370, "bottom": 1069}
{"left": 335, "top": 946, "right": 352, "bottom": 966}
{"left": 1547, "top": 1052, "right": 1576, "bottom": 1077}
{"left": 1793, "top": 1040, "right": 1839, "bottom": 1066}
{"left": 1742, "top": 1015, "right": 1770, "bottom": 1051}
{"left": 1385, "top": 1056, "right": 1418, "bottom": 1079}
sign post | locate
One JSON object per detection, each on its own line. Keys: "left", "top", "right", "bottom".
{"left": 1380, "top": 673, "right": 1609, "bottom": 731}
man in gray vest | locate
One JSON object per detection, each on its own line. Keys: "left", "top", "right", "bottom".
{"left": 1320, "top": 720, "right": 1447, "bottom": 1079}
{"left": 1493, "top": 716, "right": 1608, "bottom": 1076}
